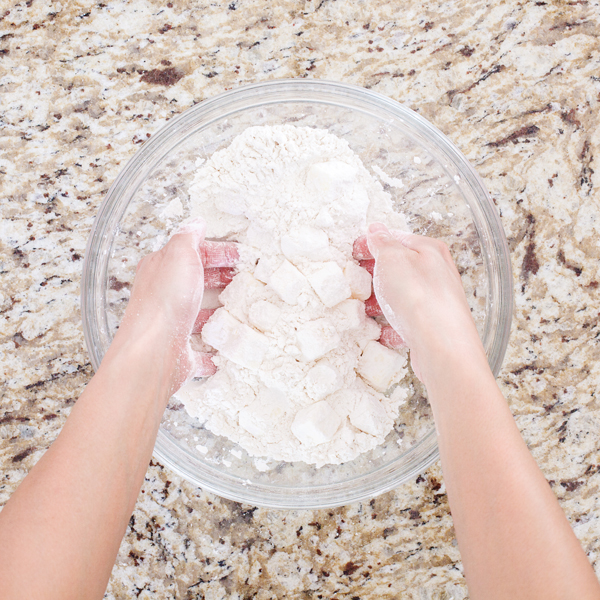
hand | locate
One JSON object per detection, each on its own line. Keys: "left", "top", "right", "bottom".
{"left": 354, "top": 223, "right": 485, "bottom": 382}
{"left": 115, "top": 218, "right": 238, "bottom": 395}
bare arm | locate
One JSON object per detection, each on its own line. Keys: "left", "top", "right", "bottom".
{"left": 366, "top": 222, "right": 600, "bottom": 600}
{"left": 0, "top": 221, "right": 234, "bottom": 600}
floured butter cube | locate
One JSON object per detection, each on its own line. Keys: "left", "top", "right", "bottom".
{"left": 239, "top": 389, "right": 288, "bottom": 437}
{"left": 291, "top": 400, "right": 342, "bottom": 446}
{"left": 249, "top": 300, "right": 281, "bottom": 332}
{"left": 305, "top": 361, "right": 343, "bottom": 401}
{"left": 269, "top": 259, "right": 308, "bottom": 305}
{"left": 349, "top": 394, "right": 390, "bottom": 437}
{"left": 281, "top": 226, "right": 330, "bottom": 263}
{"left": 254, "top": 257, "right": 278, "bottom": 284}
{"left": 357, "top": 340, "right": 407, "bottom": 392}
{"left": 361, "top": 317, "right": 382, "bottom": 349}
{"left": 202, "top": 308, "right": 269, "bottom": 370}
{"left": 307, "top": 262, "right": 351, "bottom": 308}
{"left": 219, "top": 272, "right": 265, "bottom": 320}
{"left": 296, "top": 318, "right": 341, "bottom": 361}
{"left": 344, "top": 261, "right": 372, "bottom": 301}
{"left": 389, "top": 384, "right": 409, "bottom": 409}
{"left": 334, "top": 299, "right": 364, "bottom": 332}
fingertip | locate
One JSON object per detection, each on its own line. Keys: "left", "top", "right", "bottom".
{"left": 174, "top": 217, "right": 207, "bottom": 241}
{"left": 366, "top": 222, "right": 392, "bottom": 257}
{"left": 352, "top": 236, "right": 372, "bottom": 260}
{"left": 194, "top": 352, "right": 217, "bottom": 378}
{"left": 368, "top": 222, "right": 391, "bottom": 237}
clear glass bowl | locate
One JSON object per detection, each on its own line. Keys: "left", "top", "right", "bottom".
{"left": 81, "top": 80, "right": 512, "bottom": 509}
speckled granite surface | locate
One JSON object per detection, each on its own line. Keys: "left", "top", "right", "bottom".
{"left": 1, "top": 0, "right": 600, "bottom": 598}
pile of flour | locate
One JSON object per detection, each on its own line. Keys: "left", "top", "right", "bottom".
{"left": 175, "top": 125, "right": 410, "bottom": 467}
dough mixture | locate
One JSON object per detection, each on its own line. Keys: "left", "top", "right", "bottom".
{"left": 175, "top": 124, "right": 410, "bottom": 467}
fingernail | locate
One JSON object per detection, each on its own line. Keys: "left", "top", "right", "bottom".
{"left": 368, "top": 223, "right": 391, "bottom": 241}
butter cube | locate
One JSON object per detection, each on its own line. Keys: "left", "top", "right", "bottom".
{"left": 349, "top": 395, "right": 390, "bottom": 436}
{"left": 357, "top": 340, "right": 407, "bottom": 392}
{"left": 307, "top": 262, "right": 351, "bottom": 308}
{"left": 202, "top": 308, "right": 269, "bottom": 370}
{"left": 305, "top": 361, "right": 343, "bottom": 401}
{"left": 248, "top": 300, "right": 281, "bottom": 332}
{"left": 344, "top": 261, "right": 372, "bottom": 301}
{"left": 291, "top": 400, "right": 342, "bottom": 446}
{"left": 334, "top": 299, "right": 364, "bottom": 331}
{"left": 296, "top": 318, "right": 341, "bottom": 361}
{"left": 281, "top": 226, "right": 330, "bottom": 263}
{"left": 219, "top": 272, "right": 264, "bottom": 321}
{"left": 254, "top": 256, "right": 277, "bottom": 284}
{"left": 269, "top": 260, "right": 308, "bottom": 305}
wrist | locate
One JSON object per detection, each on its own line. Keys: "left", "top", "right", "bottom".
{"left": 103, "top": 321, "right": 182, "bottom": 406}
{"left": 415, "top": 333, "right": 491, "bottom": 392}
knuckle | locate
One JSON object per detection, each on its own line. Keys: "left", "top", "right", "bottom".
{"left": 434, "top": 238, "right": 450, "bottom": 253}
{"left": 427, "top": 239, "right": 452, "bottom": 259}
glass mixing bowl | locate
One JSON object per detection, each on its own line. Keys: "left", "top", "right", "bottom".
{"left": 81, "top": 80, "right": 512, "bottom": 509}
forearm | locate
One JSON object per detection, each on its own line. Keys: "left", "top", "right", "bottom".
{"left": 0, "top": 329, "right": 173, "bottom": 600}
{"left": 424, "top": 347, "right": 600, "bottom": 600}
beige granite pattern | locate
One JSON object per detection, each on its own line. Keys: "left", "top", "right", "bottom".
{"left": 1, "top": 0, "right": 600, "bottom": 598}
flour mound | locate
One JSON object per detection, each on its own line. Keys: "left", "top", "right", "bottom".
{"left": 175, "top": 125, "right": 410, "bottom": 467}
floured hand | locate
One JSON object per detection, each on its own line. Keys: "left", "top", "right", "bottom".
{"left": 355, "top": 223, "right": 485, "bottom": 382}
{"left": 116, "top": 218, "right": 238, "bottom": 394}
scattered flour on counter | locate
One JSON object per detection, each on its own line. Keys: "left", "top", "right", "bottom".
{"left": 175, "top": 125, "right": 410, "bottom": 467}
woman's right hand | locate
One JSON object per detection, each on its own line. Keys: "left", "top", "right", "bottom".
{"left": 114, "top": 218, "right": 239, "bottom": 397}
{"left": 354, "top": 223, "right": 486, "bottom": 383}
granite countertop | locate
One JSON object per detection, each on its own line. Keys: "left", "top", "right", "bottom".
{"left": 2, "top": 0, "right": 600, "bottom": 597}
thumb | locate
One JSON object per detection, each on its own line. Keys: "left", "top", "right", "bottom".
{"left": 366, "top": 222, "right": 395, "bottom": 259}
{"left": 173, "top": 217, "right": 206, "bottom": 247}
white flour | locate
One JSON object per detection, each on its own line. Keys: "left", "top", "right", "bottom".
{"left": 175, "top": 125, "right": 410, "bottom": 467}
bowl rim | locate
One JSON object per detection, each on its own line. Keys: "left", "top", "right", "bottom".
{"left": 82, "top": 78, "right": 513, "bottom": 509}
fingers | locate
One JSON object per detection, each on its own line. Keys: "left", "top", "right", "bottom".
{"left": 353, "top": 236, "right": 372, "bottom": 260}
{"left": 200, "top": 241, "right": 239, "bottom": 268}
{"left": 193, "top": 308, "right": 217, "bottom": 334}
{"left": 199, "top": 240, "right": 238, "bottom": 288}
{"left": 174, "top": 217, "right": 207, "bottom": 239}
{"left": 194, "top": 352, "right": 217, "bottom": 378}
{"left": 175, "top": 218, "right": 239, "bottom": 267}
{"left": 365, "top": 294, "right": 383, "bottom": 317}
{"left": 359, "top": 259, "right": 374, "bottom": 276}
{"left": 171, "top": 218, "right": 207, "bottom": 252}
{"left": 204, "top": 267, "right": 235, "bottom": 289}
{"left": 379, "top": 326, "right": 407, "bottom": 349}
{"left": 366, "top": 223, "right": 414, "bottom": 259}
{"left": 366, "top": 222, "right": 391, "bottom": 259}
{"left": 354, "top": 226, "right": 414, "bottom": 261}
